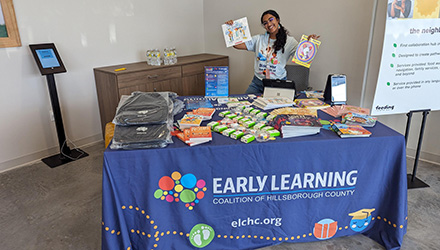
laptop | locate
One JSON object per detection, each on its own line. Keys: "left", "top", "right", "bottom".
{"left": 262, "top": 79, "right": 296, "bottom": 100}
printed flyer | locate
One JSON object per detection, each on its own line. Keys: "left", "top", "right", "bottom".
{"left": 372, "top": 0, "right": 440, "bottom": 115}
{"left": 292, "top": 34, "right": 321, "bottom": 68}
{"left": 222, "top": 17, "right": 252, "bottom": 47}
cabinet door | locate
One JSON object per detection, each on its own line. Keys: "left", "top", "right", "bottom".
{"left": 182, "top": 73, "right": 205, "bottom": 96}
{"left": 119, "top": 83, "right": 154, "bottom": 98}
{"left": 152, "top": 78, "right": 183, "bottom": 95}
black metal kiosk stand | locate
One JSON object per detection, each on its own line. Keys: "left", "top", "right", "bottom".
{"left": 30, "top": 43, "right": 88, "bottom": 168}
{"left": 405, "top": 109, "right": 430, "bottom": 189}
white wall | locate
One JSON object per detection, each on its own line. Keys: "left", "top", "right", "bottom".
{"left": 0, "top": 0, "right": 205, "bottom": 172}
{"left": 203, "top": 0, "right": 440, "bottom": 164}
{"left": 203, "top": 0, "right": 372, "bottom": 101}
{"left": 1, "top": 0, "right": 439, "bottom": 172}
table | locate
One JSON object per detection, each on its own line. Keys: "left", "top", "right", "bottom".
{"left": 101, "top": 101, "right": 407, "bottom": 250}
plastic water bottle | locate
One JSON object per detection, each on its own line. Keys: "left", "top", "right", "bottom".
{"left": 146, "top": 50, "right": 152, "bottom": 65}
{"left": 171, "top": 47, "right": 177, "bottom": 64}
{"left": 154, "top": 48, "right": 161, "bottom": 66}
{"left": 164, "top": 48, "right": 170, "bottom": 65}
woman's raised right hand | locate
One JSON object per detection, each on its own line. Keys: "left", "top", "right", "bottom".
{"left": 225, "top": 20, "right": 234, "bottom": 25}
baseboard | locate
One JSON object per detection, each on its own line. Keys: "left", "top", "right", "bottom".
{"left": 0, "top": 134, "right": 103, "bottom": 173}
{"left": 406, "top": 148, "right": 440, "bottom": 166}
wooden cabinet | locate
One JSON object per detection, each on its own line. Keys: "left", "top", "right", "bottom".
{"left": 94, "top": 53, "right": 228, "bottom": 136}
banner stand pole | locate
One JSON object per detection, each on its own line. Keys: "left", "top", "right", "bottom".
{"left": 405, "top": 109, "right": 430, "bottom": 189}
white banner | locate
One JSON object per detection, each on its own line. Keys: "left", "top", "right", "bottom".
{"left": 371, "top": 0, "right": 440, "bottom": 115}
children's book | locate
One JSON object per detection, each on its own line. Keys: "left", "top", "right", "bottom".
{"left": 270, "top": 107, "right": 317, "bottom": 117}
{"left": 175, "top": 126, "right": 212, "bottom": 146}
{"left": 321, "top": 105, "right": 370, "bottom": 117}
{"left": 222, "top": 17, "right": 252, "bottom": 47}
{"left": 303, "top": 90, "right": 324, "bottom": 99}
{"left": 178, "top": 114, "right": 203, "bottom": 130}
{"left": 253, "top": 97, "right": 294, "bottom": 110}
{"left": 292, "top": 34, "right": 321, "bottom": 68}
{"left": 185, "top": 98, "right": 213, "bottom": 110}
{"left": 269, "top": 114, "right": 322, "bottom": 138}
{"left": 342, "top": 112, "right": 377, "bottom": 127}
{"left": 187, "top": 108, "right": 216, "bottom": 121}
{"left": 332, "top": 123, "right": 372, "bottom": 138}
{"left": 294, "top": 98, "right": 329, "bottom": 109}
{"left": 340, "top": 105, "right": 370, "bottom": 116}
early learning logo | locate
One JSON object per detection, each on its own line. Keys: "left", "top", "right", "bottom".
{"left": 154, "top": 171, "right": 207, "bottom": 210}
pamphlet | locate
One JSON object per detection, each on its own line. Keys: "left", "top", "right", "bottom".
{"left": 294, "top": 98, "right": 329, "bottom": 109}
{"left": 222, "top": 17, "right": 252, "bottom": 48}
{"left": 292, "top": 34, "right": 321, "bottom": 68}
{"left": 332, "top": 123, "right": 372, "bottom": 138}
{"left": 205, "top": 66, "right": 229, "bottom": 97}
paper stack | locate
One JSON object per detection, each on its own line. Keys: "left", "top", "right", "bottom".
{"left": 253, "top": 97, "right": 294, "bottom": 110}
{"left": 321, "top": 105, "right": 370, "bottom": 117}
{"left": 269, "top": 114, "right": 322, "bottom": 138}
{"left": 176, "top": 126, "right": 212, "bottom": 146}
{"left": 294, "top": 98, "right": 330, "bottom": 110}
{"left": 178, "top": 114, "right": 203, "bottom": 130}
{"left": 332, "top": 123, "right": 372, "bottom": 138}
{"left": 187, "top": 108, "right": 216, "bottom": 121}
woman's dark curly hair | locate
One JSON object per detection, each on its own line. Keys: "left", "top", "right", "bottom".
{"left": 261, "top": 10, "right": 289, "bottom": 54}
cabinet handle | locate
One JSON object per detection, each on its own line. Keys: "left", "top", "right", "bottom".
{"left": 147, "top": 74, "right": 159, "bottom": 79}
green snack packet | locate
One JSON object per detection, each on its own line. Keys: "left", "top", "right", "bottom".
{"left": 250, "top": 109, "right": 261, "bottom": 116}
{"left": 262, "top": 126, "right": 274, "bottom": 131}
{"left": 219, "top": 111, "right": 231, "bottom": 117}
{"left": 240, "top": 134, "right": 255, "bottom": 143}
{"left": 266, "top": 114, "right": 277, "bottom": 121}
{"left": 222, "top": 128, "right": 236, "bottom": 136}
{"left": 226, "top": 114, "right": 237, "bottom": 119}
{"left": 243, "top": 107, "right": 254, "bottom": 114}
{"left": 268, "top": 129, "right": 280, "bottom": 137}
{"left": 254, "top": 123, "right": 266, "bottom": 130}
{"left": 233, "top": 116, "right": 244, "bottom": 122}
{"left": 214, "top": 124, "right": 228, "bottom": 132}
{"left": 243, "top": 120, "right": 256, "bottom": 128}
{"left": 230, "top": 131, "right": 244, "bottom": 139}
{"left": 239, "top": 118, "right": 251, "bottom": 124}
{"left": 257, "top": 112, "right": 268, "bottom": 118}
{"left": 207, "top": 121, "right": 219, "bottom": 130}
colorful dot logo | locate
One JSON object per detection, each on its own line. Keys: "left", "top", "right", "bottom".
{"left": 154, "top": 171, "right": 207, "bottom": 210}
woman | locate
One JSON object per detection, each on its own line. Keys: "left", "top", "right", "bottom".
{"left": 388, "top": 0, "right": 412, "bottom": 18}
{"left": 226, "top": 10, "right": 319, "bottom": 94}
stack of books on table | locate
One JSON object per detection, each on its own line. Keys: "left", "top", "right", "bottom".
{"left": 331, "top": 123, "right": 372, "bottom": 138}
{"left": 342, "top": 112, "right": 377, "bottom": 127}
{"left": 270, "top": 107, "right": 318, "bottom": 116}
{"left": 303, "top": 90, "right": 324, "bottom": 99}
{"left": 185, "top": 98, "right": 213, "bottom": 110}
{"left": 321, "top": 105, "right": 370, "bottom": 117}
{"left": 178, "top": 114, "right": 203, "bottom": 130}
{"left": 269, "top": 114, "right": 322, "bottom": 138}
{"left": 186, "top": 108, "right": 216, "bottom": 121}
{"left": 227, "top": 100, "right": 252, "bottom": 109}
{"left": 294, "top": 98, "right": 330, "bottom": 109}
{"left": 252, "top": 97, "right": 294, "bottom": 110}
{"left": 175, "top": 126, "right": 212, "bottom": 146}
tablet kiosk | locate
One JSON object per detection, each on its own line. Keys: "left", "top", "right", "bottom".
{"left": 324, "top": 74, "right": 347, "bottom": 105}
{"left": 29, "top": 43, "right": 87, "bottom": 168}
{"left": 29, "top": 43, "right": 67, "bottom": 75}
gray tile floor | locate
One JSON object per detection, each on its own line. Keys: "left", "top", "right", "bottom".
{"left": 0, "top": 142, "right": 439, "bottom": 250}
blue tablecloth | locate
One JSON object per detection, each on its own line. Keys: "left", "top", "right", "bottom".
{"left": 102, "top": 99, "right": 407, "bottom": 250}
